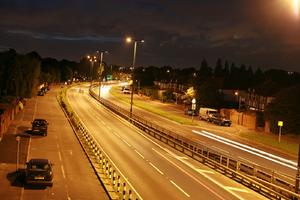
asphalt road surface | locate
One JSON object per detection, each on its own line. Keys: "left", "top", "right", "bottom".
{"left": 67, "top": 85, "right": 267, "bottom": 200}
{"left": 0, "top": 86, "right": 109, "bottom": 200}
{"left": 96, "top": 84, "right": 296, "bottom": 182}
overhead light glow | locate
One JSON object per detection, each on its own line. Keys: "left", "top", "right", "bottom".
{"left": 294, "top": 0, "right": 299, "bottom": 17}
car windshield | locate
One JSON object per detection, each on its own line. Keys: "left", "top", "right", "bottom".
{"left": 30, "top": 163, "right": 50, "bottom": 170}
{"left": 33, "top": 120, "right": 46, "bottom": 125}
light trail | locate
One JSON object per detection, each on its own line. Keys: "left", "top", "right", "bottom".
{"left": 192, "top": 130, "right": 297, "bottom": 170}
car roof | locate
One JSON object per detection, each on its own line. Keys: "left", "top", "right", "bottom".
{"left": 29, "top": 158, "right": 50, "bottom": 164}
{"left": 33, "top": 119, "right": 47, "bottom": 122}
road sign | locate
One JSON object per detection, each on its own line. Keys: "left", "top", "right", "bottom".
{"left": 191, "top": 104, "right": 196, "bottom": 110}
{"left": 278, "top": 121, "right": 283, "bottom": 127}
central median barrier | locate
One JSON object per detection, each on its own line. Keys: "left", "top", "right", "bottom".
{"left": 57, "top": 87, "right": 142, "bottom": 200}
{"left": 89, "top": 85, "right": 300, "bottom": 200}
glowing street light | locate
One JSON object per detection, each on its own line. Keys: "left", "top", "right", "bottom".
{"left": 96, "top": 50, "right": 108, "bottom": 99}
{"left": 126, "top": 37, "right": 144, "bottom": 118}
{"left": 87, "top": 54, "right": 97, "bottom": 83}
{"left": 294, "top": 0, "right": 299, "bottom": 17}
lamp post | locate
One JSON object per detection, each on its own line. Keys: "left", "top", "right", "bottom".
{"left": 191, "top": 98, "right": 196, "bottom": 122}
{"left": 16, "top": 136, "right": 20, "bottom": 172}
{"left": 296, "top": 144, "right": 300, "bottom": 193}
{"left": 97, "top": 50, "right": 108, "bottom": 99}
{"left": 87, "top": 55, "right": 97, "bottom": 86}
{"left": 126, "top": 37, "right": 144, "bottom": 118}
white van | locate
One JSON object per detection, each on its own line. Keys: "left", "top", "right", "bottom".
{"left": 199, "top": 107, "right": 218, "bottom": 121}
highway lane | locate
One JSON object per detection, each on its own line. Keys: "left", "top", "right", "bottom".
{"left": 67, "top": 85, "right": 267, "bottom": 200}
{"left": 96, "top": 84, "right": 296, "bottom": 181}
{"left": 21, "top": 87, "right": 109, "bottom": 200}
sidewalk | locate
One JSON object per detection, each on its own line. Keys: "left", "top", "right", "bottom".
{"left": 0, "top": 98, "right": 34, "bottom": 198}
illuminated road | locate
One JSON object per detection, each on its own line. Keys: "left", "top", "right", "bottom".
{"left": 0, "top": 87, "right": 109, "bottom": 200}
{"left": 67, "top": 85, "right": 267, "bottom": 200}
{"left": 96, "top": 83, "right": 296, "bottom": 183}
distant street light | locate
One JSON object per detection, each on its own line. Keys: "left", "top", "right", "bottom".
{"left": 234, "top": 91, "right": 241, "bottom": 111}
{"left": 191, "top": 98, "right": 196, "bottom": 122}
{"left": 87, "top": 55, "right": 97, "bottom": 85}
{"left": 126, "top": 37, "right": 144, "bottom": 118}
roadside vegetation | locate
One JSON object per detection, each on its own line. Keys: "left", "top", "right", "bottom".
{"left": 111, "top": 86, "right": 300, "bottom": 155}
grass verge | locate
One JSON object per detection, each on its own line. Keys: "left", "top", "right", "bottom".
{"left": 110, "top": 87, "right": 195, "bottom": 125}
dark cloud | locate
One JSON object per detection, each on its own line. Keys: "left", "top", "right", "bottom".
{"left": 0, "top": 0, "right": 299, "bottom": 71}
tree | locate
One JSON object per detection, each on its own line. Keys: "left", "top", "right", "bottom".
{"left": 196, "top": 78, "right": 223, "bottom": 108}
{"left": 265, "top": 85, "right": 300, "bottom": 135}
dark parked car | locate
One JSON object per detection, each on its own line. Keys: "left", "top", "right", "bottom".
{"left": 184, "top": 108, "right": 199, "bottom": 116}
{"left": 37, "top": 90, "right": 44, "bottom": 96}
{"left": 31, "top": 119, "right": 48, "bottom": 136}
{"left": 209, "top": 113, "right": 232, "bottom": 126}
{"left": 25, "top": 158, "right": 53, "bottom": 186}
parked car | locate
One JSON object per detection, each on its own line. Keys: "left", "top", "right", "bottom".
{"left": 25, "top": 158, "right": 53, "bottom": 186}
{"left": 122, "top": 87, "right": 131, "bottom": 94}
{"left": 37, "top": 90, "right": 44, "bottom": 96}
{"left": 209, "top": 113, "right": 232, "bottom": 126}
{"left": 184, "top": 108, "right": 198, "bottom": 116}
{"left": 31, "top": 119, "right": 48, "bottom": 136}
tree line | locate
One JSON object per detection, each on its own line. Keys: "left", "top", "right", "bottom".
{"left": 133, "top": 59, "right": 300, "bottom": 135}
{"left": 0, "top": 49, "right": 88, "bottom": 98}
{"left": 1, "top": 49, "right": 299, "bottom": 134}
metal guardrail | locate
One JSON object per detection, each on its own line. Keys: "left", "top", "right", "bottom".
{"left": 89, "top": 86, "right": 300, "bottom": 200}
{"left": 57, "top": 88, "right": 142, "bottom": 200}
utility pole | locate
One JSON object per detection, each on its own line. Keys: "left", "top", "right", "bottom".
{"left": 16, "top": 136, "right": 20, "bottom": 172}
{"left": 295, "top": 144, "right": 300, "bottom": 194}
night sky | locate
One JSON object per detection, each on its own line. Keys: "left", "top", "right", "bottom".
{"left": 0, "top": 0, "right": 299, "bottom": 72}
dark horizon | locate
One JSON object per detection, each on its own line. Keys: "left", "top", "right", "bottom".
{"left": 1, "top": 0, "right": 299, "bottom": 72}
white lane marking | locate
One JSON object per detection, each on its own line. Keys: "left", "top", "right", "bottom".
{"left": 152, "top": 148, "right": 226, "bottom": 200}
{"left": 134, "top": 150, "right": 145, "bottom": 159}
{"left": 114, "top": 132, "right": 121, "bottom": 138}
{"left": 149, "top": 162, "right": 164, "bottom": 175}
{"left": 162, "top": 147, "right": 188, "bottom": 160}
{"left": 122, "top": 139, "right": 132, "bottom": 147}
{"left": 67, "top": 197, "right": 71, "bottom": 200}
{"left": 225, "top": 186, "right": 249, "bottom": 193}
{"left": 159, "top": 148, "right": 248, "bottom": 200}
{"left": 61, "top": 165, "right": 66, "bottom": 179}
{"left": 69, "top": 150, "right": 73, "bottom": 155}
{"left": 58, "top": 151, "right": 62, "bottom": 161}
{"left": 193, "top": 130, "right": 297, "bottom": 170}
{"left": 170, "top": 180, "right": 190, "bottom": 198}
{"left": 196, "top": 169, "right": 214, "bottom": 174}
{"left": 107, "top": 126, "right": 112, "bottom": 131}
{"left": 69, "top": 115, "right": 144, "bottom": 200}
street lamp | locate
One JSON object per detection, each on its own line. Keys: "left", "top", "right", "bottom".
{"left": 191, "top": 98, "right": 196, "bottom": 122}
{"left": 87, "top": 55, "right": 97, "bottom": 85}
{"left": 126, "top": 37, "right": 144, "bottom": 118}
{"left": 234, "top": 91, "right": 241, "bottom": 111}
{"left": 96, "top": 50, "right": 108, "bottom": 99}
